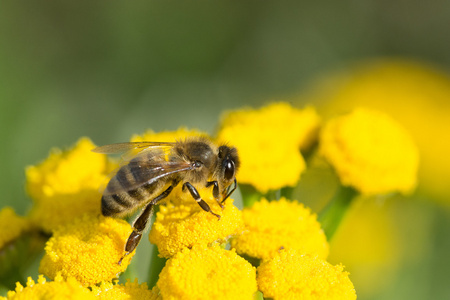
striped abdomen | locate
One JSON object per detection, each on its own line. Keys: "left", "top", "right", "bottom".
{"left": 101, "top": 163, "right": 168, "bottom": 217}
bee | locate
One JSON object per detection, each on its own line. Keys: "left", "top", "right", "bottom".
{"left": 92, "top": 136, "right": 239, "bottom": 264}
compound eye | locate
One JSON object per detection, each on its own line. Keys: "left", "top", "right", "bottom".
{"left": 223, "top": 159, "right": 235, "bottom": 181}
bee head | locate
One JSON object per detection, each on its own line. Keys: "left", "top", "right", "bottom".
{"left": 217, "top": 145, "right": 240, "bottom": 199}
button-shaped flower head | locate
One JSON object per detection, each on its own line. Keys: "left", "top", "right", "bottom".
{"left": 231, "top": 198, "right": 328, "bottom": 260}
{"left": 157, "top": 244, "right": 257, "bottom": 300}
{"left": 39, "top": 214, "right": 134, "bottom": 287}
{"left": 320, "top": 108, "right": 419, "bottom": 195}
{"left": 217, "top": 102, "right": 320, "bottom": 193}
{"left": 257, "top": 249, "right": 356, "bottom": 300}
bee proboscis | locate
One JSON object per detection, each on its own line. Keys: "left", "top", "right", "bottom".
{"left": 92, "top": 136, "right": 240, "bottom": 264}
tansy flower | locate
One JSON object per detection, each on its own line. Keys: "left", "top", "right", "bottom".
{"left": 257, "top": 249, "right": 356, "bottom": 300}
{"left": 157, "top": 244, "right": 257, "bottom": 300}
{"left": 149, "top": 186, "right": 244, "bottom": 258}
{"left": 1, "top": 274, "right": 95, "bottom": 300}
{"left": 91, "top": 279, "right": 161, "bottom": 300}
{"left": 319, "top": 108, "right": 419, "bottom": 195}
{"left": 0, "top": 207, "right": 30, "bottom": 250}
{"left": 231, "top": 198, "right": 328, "bottom": 260}
{"left": 39, "top": 214, "right": 134, "bottom": 287}
{"left": 26, "top": 137, "right": 117, "bottom": 233}
{"left": 309, "top": 59, "right": 450, "bottom": 202}
{"left": 216, "top": 102, "right": 320, "bottom": 193}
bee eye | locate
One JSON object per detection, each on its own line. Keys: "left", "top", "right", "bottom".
{"left": 223, "top": 159, "right": 235, "bottom": 181}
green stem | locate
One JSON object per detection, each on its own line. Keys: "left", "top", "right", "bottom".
{"left": 147, "top": 244, "right": 166, "bottom": 288}
{"left": 318, "top": 185, "right": 358, "bottom": 241}
{"left": 119, "top": 259, "right": 137, "bottom": 284}
{"left": 254, "top": 291, "right": 264, "bottom": 300}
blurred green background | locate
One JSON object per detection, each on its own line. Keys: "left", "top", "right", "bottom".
{"left": 1, "top": 1, "right": 450, "bottom": 299}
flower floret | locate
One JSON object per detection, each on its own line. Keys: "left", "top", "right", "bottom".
{"left": 39, "top": 214, "right": 134, "bottom": 287}
{"left": 149, "top": 187, "right": 243, "bottom": 258}
{"left": 3, "top": 274, "right": 95, "bottom": 300}
{"left": 157, "top": 244, "right": 257, "bottom": 300}
{"left": 231, "top": 198, "right": 328, "bottom": 260}
{"left": 91, "top": 279, "right": 161, "bottom": 300}
{"left": 257, "top": 249, "right": 356, "bottom": 300}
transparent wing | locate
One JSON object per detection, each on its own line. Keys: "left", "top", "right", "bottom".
{"left": 92, "top": 141, "right": 176, "bottom": 162}
{"left": 92, "top": 142, "right": 175, "bottom": 154}
{"left": 104, "top": 145, "right": 193, "bottom": 194}
{"left": 103, "top": 159, "right": 193, "bottom": 196}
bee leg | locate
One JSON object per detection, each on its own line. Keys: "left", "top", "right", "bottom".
{"left": 221, "top": 179, "right": 237, "bottom": 204}
{"left": 183, "top": 182, "right": 221, "bottom": 220}
{"left": 118, "top": 184, "right": 176, "bottom": 265}
{"left": 206, "top": 181, "right": 223, "bottom": 208}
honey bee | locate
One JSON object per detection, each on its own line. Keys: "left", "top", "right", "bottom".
{"left": 92, "top": 136, "right": 239, "bottom": 264}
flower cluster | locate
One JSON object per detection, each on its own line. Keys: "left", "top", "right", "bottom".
{"left": 217, "top": 102, "right": 320, "bottom": 193}
{"left": 26, "top": 138, "right": 117, "bottom": 233}
{"left": 1, "top": 99, "right": 421, "bottom": 299}
{"left": 0, "top": 274, "right": 160, "bottom": 300}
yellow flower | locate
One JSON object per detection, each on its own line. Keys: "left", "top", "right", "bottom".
{"left": 231, "top": 198, "right": 328, "bottom": 260}
{"left": 26, "top": 137, "right": 116, "bottom": 233}
{"left": 91, "top": 279, "right": 161, "bottom": 300}
{"left": 0, "top": 207, "right": 29, "bottom": 250}
{"left": 157, "top": 244, "right": 257, "bottom": 300}
{"left": 217, "top": 102, "right": 320, "bottom": 193}
{"left": 131, "top": 127, "right": 208, "bottom": 143}
{"left": 320, "top": 108, "right": 419, "bottom": 195}
{"left": 39, "top": 214, "right": 134, "bottom": 287}
{"left": 257, "top": 249, "right": 356, "bottom": 300}
{"left": 2, "top": 274, "right": 95, "bottom": 300}
{"left": 309, "top": 59, "right": 450, "bottom": 202}
{"left": 149, "top": 186, "right": 244, "bottom": 258}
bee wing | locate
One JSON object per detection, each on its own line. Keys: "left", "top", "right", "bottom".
{"left": 102, "top": 159, "right": 193, "bottom": 196}
{"left": 92, "top": 141, "right": 176, "bottom": 162}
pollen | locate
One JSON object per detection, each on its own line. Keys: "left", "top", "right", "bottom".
{"left": 257, "top": 249, "right": 356, "bottom": 300}
{"left": 231, "top": 198, "right": 329, "bottom": 260}
{"left": 0, "top": 207, "right": 30, "bottom": 250}
{"left": 39, "top": 214, "right": 135, "bottom": 287}
{"left": 216, "top": 102, "right": 320, "bottom": 193}
{"left": 26, "top": 137, "right": 117, "bottom": 233}
{"left": 149, "top": 187, "right": 244, "bottom": 258}
{"left": 2, "top": 273, "right": 95, "bottom": 300}
{"left": 91, "top": 279, "right": 161, "bottom": 300}
{"left": 319, "top": 107, "right": 419, "bottom": 195}
{"left": 157, "top": 244, "right": 257, "bottom": 300}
